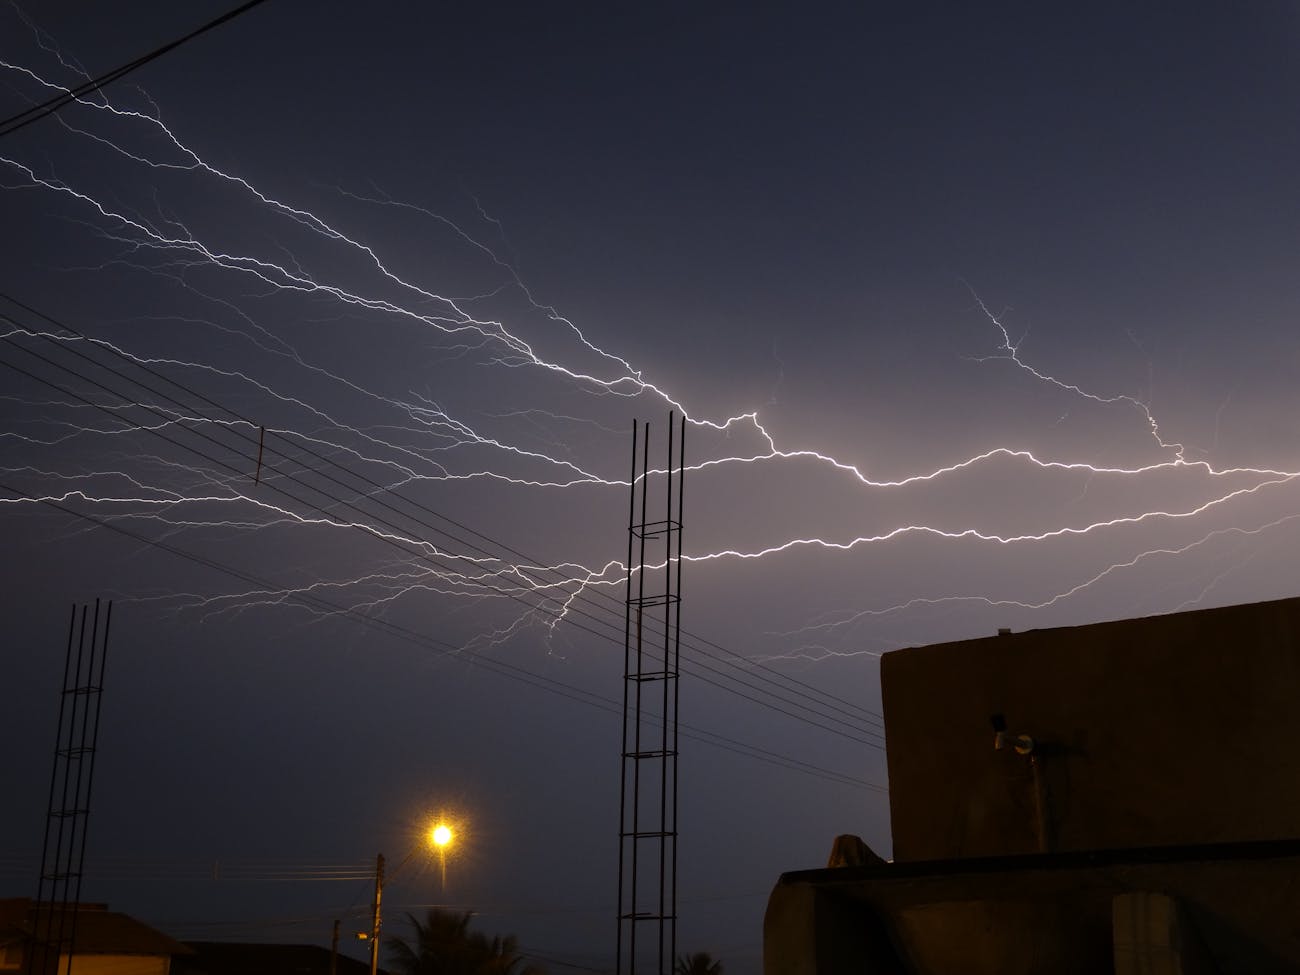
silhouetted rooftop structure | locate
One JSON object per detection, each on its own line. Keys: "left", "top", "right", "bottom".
{"left": 764, "top": 594, "right": 1300, "bottom": 975}
{"left": 175, "top": 940, "right": 379, "bottom": 975}
{"left": 0, "top": 897, "right": 190, "bottom": 972}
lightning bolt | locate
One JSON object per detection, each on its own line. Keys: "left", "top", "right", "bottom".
{"left": 2, "top": 21, "right": 1295, "bottom": 731}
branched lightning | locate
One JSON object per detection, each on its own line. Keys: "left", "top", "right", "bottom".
{"left": 2, "top": 20, "right": 1298, "bottom": 757}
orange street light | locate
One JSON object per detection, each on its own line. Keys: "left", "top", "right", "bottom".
{"left": 364, "top": 826, "right": 453, "bottom": 975}
{"left": 430, "top": 822, "right": 454, "bottom": 888}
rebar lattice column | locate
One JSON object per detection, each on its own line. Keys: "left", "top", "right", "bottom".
{"left": 30, "top": 600, "right": 112, "bottom": 975}
{"left": 617, "top": 414, "right": 685, "bottom": 975}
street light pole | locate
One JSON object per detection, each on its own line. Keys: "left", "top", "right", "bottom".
{"left": 362, "top": 826, "right": 454, "bottom": 972}
{"left": 369, "top": 852, "right": 385, "bottom": 975}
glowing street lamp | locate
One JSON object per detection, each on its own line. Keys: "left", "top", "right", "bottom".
{"left": 363, "top": 824, "right": 456, "bottom": 975}
{"left": 431, "top": 822, "right": 453, "bottom": 888}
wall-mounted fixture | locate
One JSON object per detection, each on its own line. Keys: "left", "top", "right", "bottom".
{"left": 990, "top": 712, "right": 1052, "bottom": 852}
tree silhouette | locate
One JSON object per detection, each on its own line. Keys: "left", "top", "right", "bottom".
{"left": 674, "top": 951, "right": 723, "bottom": 975}
{"left": 386, "top": 909, "right": 545, "bottom": 975}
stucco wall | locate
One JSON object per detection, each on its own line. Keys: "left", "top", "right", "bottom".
{"left": 58, "top": 955, "right": 170, "bottom": 975}
{"left": 882, "top": 596, "right": 1300, "bottom": 861}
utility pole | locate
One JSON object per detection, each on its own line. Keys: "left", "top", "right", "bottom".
{"left": 369, "top": 853, "right": 385, "bottom": 975}
{"left": 330, "top": 919, "right": 339, "bottom": 975}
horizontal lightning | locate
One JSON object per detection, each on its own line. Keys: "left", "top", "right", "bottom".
{"left": 0, "top": 35, "right": 1295, "bottom": 702}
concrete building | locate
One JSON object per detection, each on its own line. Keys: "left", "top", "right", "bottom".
{"left": 764, "top": 595, "right": 1300, "bottom": 975}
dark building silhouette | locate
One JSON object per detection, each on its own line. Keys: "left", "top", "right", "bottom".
{"left": 764, "top": 595, "right": 1300, "bottom": 974}
{"left": 174, "top": 941, "right": 378, "bottom": 975}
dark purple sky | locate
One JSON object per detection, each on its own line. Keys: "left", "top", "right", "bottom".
{"left": 3, "top": 3, "right": 1300, "bottom": 972}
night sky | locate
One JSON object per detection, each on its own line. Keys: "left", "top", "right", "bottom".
{"left": 4, "top": 3, "right": 1300, "bottom": 972}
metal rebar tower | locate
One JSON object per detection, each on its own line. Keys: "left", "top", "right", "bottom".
{"left": 617, "top": 413, "right": 685, "bottom": 975}
{"left": 30, "top": 600, "right": 113, "bottom": 975}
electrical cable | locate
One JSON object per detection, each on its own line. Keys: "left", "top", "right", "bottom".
{"left": 0, "top": 479, "right": 886, "bottom": 792}
{"left": 0, "top": 292, "right": 885, "bottom": 732}
{"left": 0, "top": 339, "right": 883, "bottom": 749}
{"left": 0, "top": 0, "right": 272, "bottom": 139}
{"left": 0, "top": 312, "right": 887, "bottom": 746}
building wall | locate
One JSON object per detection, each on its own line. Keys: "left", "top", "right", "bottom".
{"left": 58, "top": 955, "right": 170, "bottom": 975}
{"left": 882, "top": 596, "right": 1300, "bottom": 861}
{"left": 766, "top": 848, "right": 1300, "bottom": 975}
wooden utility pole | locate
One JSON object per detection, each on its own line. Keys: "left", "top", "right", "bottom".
{"left": 368, "top": 853, "right": 385, "bottom": 975}
{"left": 330, "top": 919, "right": 340, "bottom": 975}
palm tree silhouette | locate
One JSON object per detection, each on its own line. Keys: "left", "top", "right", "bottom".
{"left": 674, "top": 951, "right": 723, "bottom": 975}
{"left": 386, "top": 909, "right": 545, "bottom": 975}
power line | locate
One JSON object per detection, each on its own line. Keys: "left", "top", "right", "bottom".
{"left": 0, "top": 480, "right": 885, "bottom": 793}
{"left": 0, "top": 298, "right": 886, "bottom": 744}
{"left": 0, "top": 853, "right": 380, "bottom": 881}
{"left": 0, "top": 0, "right": 272, "bottom": 139}
{"left": 0, "top": 291, "right": 882, "bottom": 729}
{"left": 0, "top": 333, "right": 883, "bottom": 748}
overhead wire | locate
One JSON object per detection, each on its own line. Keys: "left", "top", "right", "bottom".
{"left": 0, "top": 480, "right": 882, "bottom": 792}
{"left": 0, "top": 854, "right": 377, "bottom": 881}
{"left": 0, "top": 296, "right": 887, "bottom": 745}
{"left": 0, "top": 0, "right": 273, "bottom": 139}
{"left": 0, "top": 290, "right": 882, "bottom": 729}
{"left": 0, "top": 335, "right": 884, "bottom": 750}
{"left": 1, "top": 295, "right": 885, "bottom": 732}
